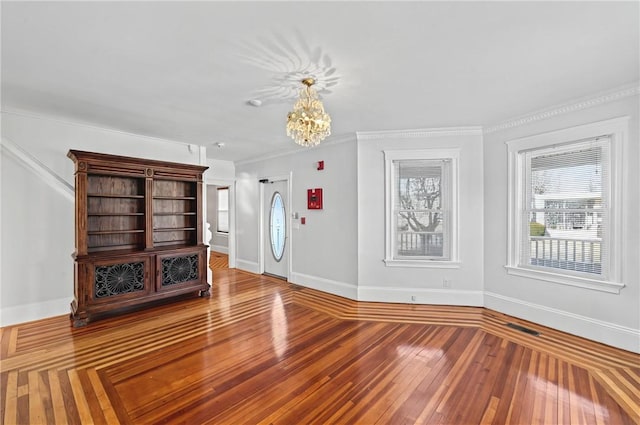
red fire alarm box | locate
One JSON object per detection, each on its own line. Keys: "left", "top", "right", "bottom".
{"left": 307, "top": 188, "right": 323, "bottom": 209}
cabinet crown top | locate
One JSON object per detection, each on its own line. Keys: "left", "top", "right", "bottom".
{"left": 67, "top": 150, "right": 209, "bottom": 175}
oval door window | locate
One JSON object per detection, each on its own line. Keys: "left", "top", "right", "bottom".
{"left": 270, "top": 192, "right": 286, "bottom": 262}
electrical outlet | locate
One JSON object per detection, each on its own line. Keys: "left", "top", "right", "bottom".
{"left": 443, "top": 279, "right": 452, "bottom": 288}
{"left": 411, "top": 295, "right": 416, "bottom": 302}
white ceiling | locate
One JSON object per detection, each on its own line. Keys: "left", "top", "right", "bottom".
{"left": 2, "top": 1, "right": 638, "bottom": 162}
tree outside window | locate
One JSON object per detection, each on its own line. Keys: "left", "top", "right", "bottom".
{"left": 395, "top": 160, "right": 447, "bottom": 258}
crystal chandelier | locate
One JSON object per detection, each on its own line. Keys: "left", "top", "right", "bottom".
{"left": 286, "top": 78, "right": 331, "bottom": 147}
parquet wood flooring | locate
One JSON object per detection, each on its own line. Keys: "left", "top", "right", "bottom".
{"left": 1, "top": 268, "right": 638, "bottom": 424}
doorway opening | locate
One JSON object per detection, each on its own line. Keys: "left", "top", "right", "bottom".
{"left": 206, "top": 183, "right": 234, "bottom": 273}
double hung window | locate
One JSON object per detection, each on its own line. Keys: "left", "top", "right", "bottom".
{"left": 522, "top": 139, "right": 607, "bottom": 275}
{"left": 384, "top": 149, "right": 459, "bottom": 267}
{"left": 506, "top": 118, "right": 626, "bottom": 292}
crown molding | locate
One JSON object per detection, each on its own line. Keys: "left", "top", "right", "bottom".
{"left": 484, "top": 83, "right": 640, "bottom": 134}
{"left": 356, "top": 127, "right": 483, "bottom": 141}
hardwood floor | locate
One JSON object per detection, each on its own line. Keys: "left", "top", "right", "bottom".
{"left": 1, "top": 267, "right": 638, "bottom": 424}
{"left": 209, "top": 251, "right": 229, "bottom": 270}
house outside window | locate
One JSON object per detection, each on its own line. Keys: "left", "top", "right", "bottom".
{"left": 506, "top": 118, "right": 627, "bottom": 293}
{"left": 384, "top": 149, "right": 459, "bottom": 268}
{"left": 217, "top": 187, "right": 229, "bottom": 233}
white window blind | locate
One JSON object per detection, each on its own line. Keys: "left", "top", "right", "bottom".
{"left": 521, "top": 138, "right": 609, "bottom": 277}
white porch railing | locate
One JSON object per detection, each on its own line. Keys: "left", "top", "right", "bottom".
{"left": 529, "top": 236, "right": 601, "bottom": 274}
{"left": 398, "top": 232, "right": 443, "bottom": 256}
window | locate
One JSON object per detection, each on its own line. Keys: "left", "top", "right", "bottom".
{"left": 269, "top": 192, "right": 286, "bottom": 262}
{"left": 506, "top": 118, "right": 627, "bottom": 293}
{"left": 384, "top": 149, "right": 459, "bottom": 267}
{"left": 524, "top": 140, "right": 607, "bottom": 275}
{"left": 217, "top": 187, "right": 229, "bottom": 233}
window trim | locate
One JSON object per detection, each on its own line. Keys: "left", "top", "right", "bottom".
{"left": 505, "top": 117, "right": 627, "bottom": 293}
{"left": 383, "top": 148, "right": 460, "bottom": 268}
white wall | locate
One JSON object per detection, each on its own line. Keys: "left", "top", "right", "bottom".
{"left": 0, "top": 112, "right": 204, "bottom": 326}
{"left": 483, "top": 93, "right": 640, "bottom": 352}
{"left": 235, "top": 138, "right": 359, "bottom": 298}
{"left": 206, "top": 158, "right": 235, "bottom": 182}
{"left": 356, "top": 129, "right": 484, "bottom": 306}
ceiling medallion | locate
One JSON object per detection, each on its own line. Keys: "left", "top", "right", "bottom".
{"left": 286, "top": 78, "right": 331, "bottom": 147}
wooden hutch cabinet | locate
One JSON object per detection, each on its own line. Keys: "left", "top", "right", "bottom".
{"left": 68, "top": 150, "right": 210, "bottom": 326}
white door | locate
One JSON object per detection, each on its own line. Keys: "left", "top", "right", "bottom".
{"left": 263, "top": 180, "right": 288, "bottom": 279}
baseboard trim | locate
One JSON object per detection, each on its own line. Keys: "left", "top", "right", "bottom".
{"left": 290, "top": 272, "right": 358, "bottom": 300}
{"left": 235, "top": 259, "right": 259, "bottom": 274}
{"left": 210, "top": 245, "right": 229, "bottom": 254}
{"left": 3, "top": 272, "right": 636, "bottom": 354}
{"left": 1, "top": 297, "right": 71, "bottom": 327}
{"left": 358, "top": 286, "right": 484, "bottom": 306}
{"left": 484, "top": 291, "right": 640, "bottom": 353}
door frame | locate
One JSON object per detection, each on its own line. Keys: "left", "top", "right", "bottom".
{"left": 259, "top": 172, "right": 292, "bottom": 280}
{"left": 205, "top": 178, "right": 236, "bottom": 271}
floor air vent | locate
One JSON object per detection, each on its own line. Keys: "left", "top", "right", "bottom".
{"left": 506, "top": 323, "right": 540, "bottom": 336}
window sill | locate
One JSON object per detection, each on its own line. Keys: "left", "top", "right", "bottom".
{"left": 504, "top": 266, "right": 624, "bottom": 294}
{"left": 384, "top": 259, "right": 461, "bottom": 269}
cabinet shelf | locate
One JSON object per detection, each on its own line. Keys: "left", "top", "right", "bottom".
{"left": 153, "top": 227, "right": 196, "bottom": 232}
{"left": 154, "top": 240, "right": 192, "bottom": 247}
{"left": 88, "top": 229, "right": 145, "bottom": 235}
{"left": 153, "top": 212, "right": 197, "bottom": 216}
{"left": 88, "top": 212, "right": 145, "bottom": 216}
{"left": 153, "top": 196, "right": 196, "bottom": 200}
{"left": 88, "top": 193, "right": 145, "bottom": 199}
{"left": 87, "top": 243, "right": 141, "bottom": 252}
